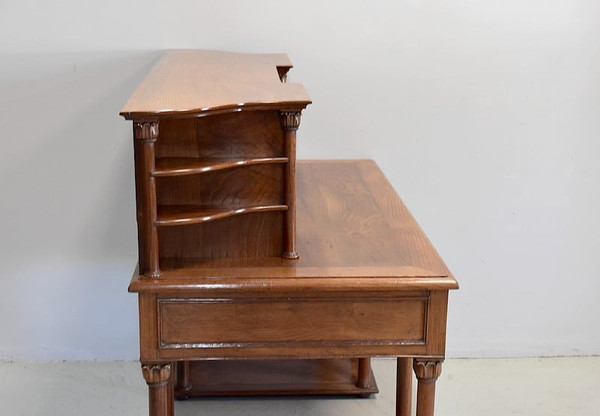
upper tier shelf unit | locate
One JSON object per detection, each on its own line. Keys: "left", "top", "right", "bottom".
{"left": 120, "top": 50, "right": 311, "bottom": 120}
{"left": 121, "top": 50, "right": 311, "bottom": 277}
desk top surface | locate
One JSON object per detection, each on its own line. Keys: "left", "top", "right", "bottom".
{"left": 130, "top": 160, "right": 458, "bottom": 293}
{"left": 120, "top": 50, "right": 311, "bottom": 119}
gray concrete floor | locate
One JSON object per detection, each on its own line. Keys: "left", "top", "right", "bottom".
{"left": 1, "top": 357, "right": 599, "bottom": 415}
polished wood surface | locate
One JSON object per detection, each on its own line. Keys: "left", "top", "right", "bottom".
{"left": 157, "top": 213, "right": 283, "bottom": 260}
{"left": 414, "top": 360, "right": 443, "bottom": 416}
{"left": 158, "top": 294, "right": 427, "bottom": 348}
{"left": 130, "top": 160, "right": 457, "bottom": 416}
{"left": 174, "top": 359, "right": 377, "bottom": 398}
{"left": 357, "top": 358, "right": 373, "bottom": 389}
{"left": 123, "top": 53, "right": 308, "bottom": 268}
{"left": 153, "top": 156, "right": 288, "bottom": 177}
{"left": 121, "top": 48, "right": 457, "bottom": 416}
{"left": 281, "top": 112, "right": 300, "bottom": 258}
{"left": 120, "top": 50, "right": 311, "bottom": 119}
{"left": 155, "top": 204, "right": 287, "bottom": 227}
{"left": 141, "top": 363, "right": 173, "bottom": 416}
{"left": 133, "top": 122, "right": 160, "bottom": 277}
{"left": 154, "top": 111, "right": 285, "bottom": 159}
{"left": 130, "top": 160, "right": 458, "bottom": 290}
{"left": 397, "top": 357, "right": 413, "bottom": 416}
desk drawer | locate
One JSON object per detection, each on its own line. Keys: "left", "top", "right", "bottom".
{"left": 157, "top": 295, "right": 428, "bottom": 350}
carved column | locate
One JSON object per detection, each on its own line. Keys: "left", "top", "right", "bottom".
{"left": 141, "top": 363, "right": 172, "bottom": 416}
{"left": 280, "top": 111, "right": 301, "bottom": 259}
{"left": 396, "top": 357, "right": 413, "bottom": 416}
{"left": 413, "top": 360, "right": 443, "bottom": 416}
{"left": 133, "top": 121, "right": 160, "bottom": 277}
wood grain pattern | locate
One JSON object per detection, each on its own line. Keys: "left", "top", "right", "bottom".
{"left": 120, "top": 50, "right": 311, "bottom": 119}
{"left": 155, "top": 164, "right": 284, "bottom": 207}
{"left": 125, "top": 55, "right": 305, "bottom": 265}
{"left": 414, "top": 360, "right": 443, "bottom": 416}
{"left": 154, "top": 111, "right": 285, "bottom": 159}
{"left": 141, "top": 363, "right": 173, "bottom": 416}
{"left": 281, "top": 111, "right": 300, "bottom": 258}
{"left": 121, "top": 50, "right": 462, "bottom": 414}
{"left": 138, "top": 294, "right": 159, "bottom": 361}
{"left": 133, "top": 122, "right": 160, "bottom": 277}
{"left": 397, "top": 357, "right": 413, "bottom": 416}
{"left": 130, "top": 160, "right": 458, "bottom": 291}
{"left": 147, "top": 110, "right": 292, "bottom": 261}
{"left": 153, "top": 157, "right": 288, "bottom": 177}
{"left": 157, "top": 212, "right": 283, "bottom": 260}
{"left": 158, "top": 296, "right": 427, "bottom": 349}
{"left": 357, "top": 358, "right": 373, "bottom": 389}
{"left": 175, "top": 361, "right": 191, "bottom": 396}
{"left": 155, "top": 204, "right": 287, "bottom": 226}
{"left": 131, "top": 160, "right": 457, "bottom": 415}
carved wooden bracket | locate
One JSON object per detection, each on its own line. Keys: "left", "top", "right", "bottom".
{"left": 141, "top": 363, "right": 171, "bottom": 385}
{"left": 413, "top": 360, "right": 443, "bottom": 381}
{"left": 280, "top": 111, "right": 302, "bottom": 131}
{"left": 134, "top": 121, "right": 159, "bottom": 141}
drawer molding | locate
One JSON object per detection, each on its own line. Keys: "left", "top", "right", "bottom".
{"left": 157, "top": 296, "right": 429, "bottom": 350}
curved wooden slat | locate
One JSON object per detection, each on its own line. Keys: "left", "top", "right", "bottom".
{"left": 153, "top": 157, "right": 288, "bottom": 177}
{"left": 155, "top": 204, "right": 287, "bottom": 226}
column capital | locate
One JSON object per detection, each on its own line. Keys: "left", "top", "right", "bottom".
{"left": 141, "top": 363, "right": 171, "bottom": 385}
{"left": 413, "top": 360, "right": 443, "bottom": 381}
{"left": 280, "top": 111, "right": 302, "bottom": 130}
{"left": 134, "top": 121, "right": 159, "bottom": 141}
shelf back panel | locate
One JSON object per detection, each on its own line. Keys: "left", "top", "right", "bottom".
{"left": 158, "top": 211, "right": 283, "bottom": 262}
{"left": 155, "top": 111, "right": 284, "bottom": 159}
{"left": 155, "top": 164, "right": 284, "bottom": 207}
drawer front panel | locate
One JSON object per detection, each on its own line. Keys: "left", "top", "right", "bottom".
{"left": 158, "top": 296, "right": 427, "bottom": 349}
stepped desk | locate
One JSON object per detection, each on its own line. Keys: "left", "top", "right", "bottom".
{"left": 121, "top": 50, "right": 458, "bottom": 416}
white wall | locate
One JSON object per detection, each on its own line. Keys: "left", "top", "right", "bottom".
{"left": 1, "top": 0, "right": 599, "bottom": 360}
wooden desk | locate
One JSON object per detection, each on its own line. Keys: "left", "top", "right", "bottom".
{"left": 129, "top": 160, "right": 458, "bottom": 416}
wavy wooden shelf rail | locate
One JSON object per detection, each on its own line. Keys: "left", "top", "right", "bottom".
{"left": 155, "top": 204, "right": 288, "bottom": 226}
{"left": 153, "top": 157, "right": 289, "bottom": 177}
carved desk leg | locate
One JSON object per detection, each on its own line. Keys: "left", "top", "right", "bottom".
{"left": 141, "top": 362, "right": 173, "bottom": 416}
{"left": 396, "top": 357, "right": 413, "bottom": 416}
{"left": 413, "top": 360, "right": 443, "bottom": 416}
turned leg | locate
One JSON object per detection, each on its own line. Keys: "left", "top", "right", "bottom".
{"left": 413, "top": 360, "right": 443, "bottom": 416}
{"left": 396, "top": 357, "right": 413, "bottom": 416}
{"left": 141, "top": 362, "right": 173, "bottom": 416}
{"left": 357, "top": 358, "right": 372, "bottom": 388}
{"left": 175, "top": 361, "right": 192, "bottom": 399}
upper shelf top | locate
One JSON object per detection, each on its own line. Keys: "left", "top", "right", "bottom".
{"left": 120, "top": 50, "right": 312, "bottom": 119}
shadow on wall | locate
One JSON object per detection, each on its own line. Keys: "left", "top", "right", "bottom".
{"left": 0, "top": 50, "right": 161, "bottom": 360}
